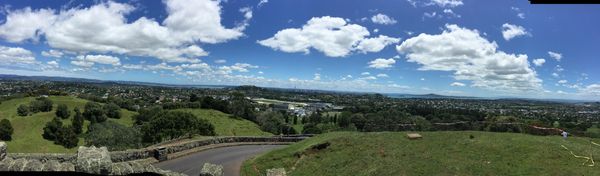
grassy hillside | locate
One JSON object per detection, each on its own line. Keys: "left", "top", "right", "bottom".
{"left": 0, "top": 96, "right": 135, "bottom": 153}
{"left": 175, "top": 108, "right": 271, "bottom": 136}
{"left": 242, "top": 131, "right": 600, "bottom": 176}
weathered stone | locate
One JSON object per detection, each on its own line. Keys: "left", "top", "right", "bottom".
{"left": 42, "top": 160, "right": 61, "bottom": 171}
{"left": 76, "top": 146, "right": 112, "bottom": 174}
{"left": 407, "top": 133, "right": 422, "bottom": 139}
{"left": 60, "top": 162, "right": 75, "bottom": 172}
{"left": 23, "top": 159, "right": 43, "bottom": 171}
{"left": 0, "top": 157, "right": 14, "bottom": 171}
{"left": 199, "top": 163, "right": 223, "bottom": 176}
{"left": 8, "top": 158, "right": 27, "bottom": 171}
{"left": 0, "top": 142, "right": 6, "bottom": 160}
{"left": 128, "top": 161, "right": 145, "bottom": 173}
{"left": 266, "top": 168, "right": 287, "bottom": 176}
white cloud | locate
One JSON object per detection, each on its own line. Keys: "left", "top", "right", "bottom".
{"left": 258, "top": 16, "right": 399, "bottom": 57}
{"left": 396, "top": 24, "right": 542, "bottom": 92}
{"left": 0, "top": 45, "right": 37, "bottom": 65}
{"left": 361, "top": 72, "right": 370, "bottom": 75}
{"left": 548, "top": 51, "right": 562, "bottom": 61}
{"left": 235, "top": 7, "right": 253, "bottom": 31}
{"left": 368, "top": 58, "right": 396, "bottom": 69}
{"left": 424, "top": 12, "right": 438, "bottom": 18}
{"left": 41, "top": 49, "right": 64, "bottom": 58}
{"left": 450, "top": 82, "right": 466, "bottom": 87}
{"left": 214, "top": 59, "right": 227, "bottom": 64}
{"left": 511, "top": 7, "right": 525, "bottom": 19}
{"left": 370, "top": 13, "right": 397, "bottom": 25}
{"left": 579, "top": 84, "right": 600, "bottom": 96}
{"left": 122, "top": 64, "right": 143, "bottom": 70}
{"left": 47, "top": 61, "right": 59, "bottom": 68}
{"left": 258, "top": 0, "right": 269, "bottom": 7}
{"left": 532, "top": 58, "right": 545, "bottom": 67}
{"left": 313, "top": 73, "right": 321, "bottom": 81}
{"left": 552, "top": 72, "right": 559, "bottom": 78}
{"left": 0, "top": 0, "right": 247, "bottom": 63}
{"left": 376, "top": 73, "right": 389, "bottom": 77}
{"left": 360, "top": 76, "right": 377, "bottom": 80}
{"left": 71, "top": 54, "right": 120, "bottom": 67}
{"left": 428, "top": 0, "right": 464, "bottom": 8}
{"left": 442, "top": 9, "right": 461, "bottom": 18}
{"left": 502, "top": 23, "right": 529, "bottom": 41}
{"left": 558, "top": 80, "right": 567, "bottom": 84}
{"left": 0, "top": 7, "right": 56, "bottom": 43}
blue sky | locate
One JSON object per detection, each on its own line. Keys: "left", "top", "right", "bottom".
{"left": 0, "top": 0, "right": 599, "bottom": 100}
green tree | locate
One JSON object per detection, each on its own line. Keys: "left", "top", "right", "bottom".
{"left": 56, "top": 104, "right": 71, "bottom": 119}
{"left": 43, "top": 117, "right": 63, "bottom": 140}
{"left": 133, "top": 106, "right": 163, "bottom": 125}
{"left": 103, "top": 103, "right": 122, "bottom": 119}
{"left": 141, "top": 111, "right": 215, "bottom": 143}
{"left": 55, "top": 126, "right": 79, "bottom": 148}
{"left": 72, "top": 107, "right": 84, "bottom": 134}
{"left": 0, "top": 119, "right": 14, "bottom": 141}
{"left": 83, "top": 102, "right": 106, "bottom": 123}
{"left": 85, "top": 121, "right": 142, "bottom": 150}
{"left": 17, "top": 104, "right": 29, "bottom": 116}
{"left": 190, "top": 93, "right": 199, "bottom": 102}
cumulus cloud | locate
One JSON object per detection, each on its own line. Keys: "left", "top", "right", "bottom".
{"left": 450, "top": 82, "right": 466, "bottom": 87}
{"left": 376, "top": 73, "right": 389, "bottom": 78}
{"left": 579, "top": 84, "right": 600, "bottom": 96}
{"left": 371, "top": 13, "right": 397, "bottom": 25}
{"left": 361, "top": 72, "right": 370, "bottom": 75}
{"left": 71, "top": 54, "right": 120, "bottom": 67}
{"left": 548, "top": 51, "right": 562, "bottom": 61}
{"left": 313, "top": 73, "right": 321, "bottom": 81}
{"left": 428, "top": 0, "right": 463, "bottom": 8}
{"left": 558, "top": 80, "right": 567, "bottom": 84}
{"left": 214, "top": 59, "right": 227, "bottom": 64}
{"left": 502, "top": 23, "right": 529, "bottom": 41}
{"left": 0, "top": 45, "right": 37, "bottom": 65}
{"left": 0, "top": 7, "right": 56, "bottom": 43}
{"left": 532, "top": 58, "right": 545, "bottom": 67}
{"left": 41, "top": 49, "right": 64, "bottom": 58}
{"left": 368, "top": 58, "right": 396, "bottom": 69}
{"left": 258, "top": 16, "right": 399, "bottom": 57}
{"left": 396, "top": 24, "right": 542, "bottom": 92}
{"left": 0, "top": 0, "right": 247, "bottom": 63}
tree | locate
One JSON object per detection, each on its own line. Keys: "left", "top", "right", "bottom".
{"left": 83, "top": 102, "right": 106, "bottom": 123}
{"left": 56, "top": 104, "right": 71, "bottom": 119}
{"left": 338, "top": 112, "right": 353, "bottom": 128}
{"left": 55, "top": 126, "right": 79, "bottom": 148}
{"left": 0, "top": 119, "right": 14, "bottom": 141}
{"left": 30, "top": 97, "right": 53, "bottom": 112}
{"left": 141, "top": 111, "right": 215, "bottom": 143}
{"left": 72, "top": 107, "right": 84, "bottom": 134}
{"left": 103, "top": 103, "right": 121, "bottom": 119}
{"left": 85, "top": 121, "right": 142, "bottom": 150}
{"left": 133, "top": 106, "right": 163, "bottom": 125}
{"left": 190, "top": 93, "right": 199, "bottom": 102}
{"left": 17, "top": 104, "right": 29, "bottom": 116}
{"left": 43, "top": 117, "right": 63, "bottom": 140}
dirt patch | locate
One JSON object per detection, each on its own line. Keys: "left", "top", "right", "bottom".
{"left": 294, "top": 142, "right": 331, "bottom": 158}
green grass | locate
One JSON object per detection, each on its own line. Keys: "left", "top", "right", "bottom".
{"left": 0, "top": 96, "right": 135, "bottom": 153}
{"left": 242, "top": 131, "right": 600, "bottom": 176}
{"left": 174, "top": 108, "right": 272, "bottom": 136}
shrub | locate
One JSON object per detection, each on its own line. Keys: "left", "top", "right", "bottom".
{"left": 56, "top": 104, "right": 71, "bottom": 119}
{"left": 0, "top": 119, "right": 14, "bottom": 141}
{"left": 72, "top": 107, "right": 84, "bottom": 134}
{"left": 141, "top": 111, "right": 215, "bottom": 143}
{"left": 55, "top": 126, "right": 79, "bottom": 148}
{"left": 103, "top": 103, "right": 122, "bottom": 119}
{"left": 43, "top": 117, "right": 63, "bottom": 140}
{"left": 83, "top": 102, "right": 106, "bottom": 123}
{"left": 17, "top": 104, "right": 29, "bottom": 116}
{"left": 85, "top": 121, "right": 142, "bottom": 150}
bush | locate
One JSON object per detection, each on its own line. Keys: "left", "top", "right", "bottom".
{"left": 30, "top": 97, "right": 53, "bottom": 113}
{"left": 141, "top": 111, "right": 215, "bottom": 143}
{"left": 133, "top": 106, "right": 163, "bottom": 125}
{"left": 103, "top": 103, "right": 122, "bottom": 119}
{"left": 56, "top": 104, "right": 71, "bottom": 119}
{"left": 17, "top": 104, "right": 29, "bottom": 116}
{"left": 43, "top": 117, "right": 63, "bottom": 140}
{"left": 85, "top": 121, "right": 142, "bottom": 150}
{"left": 72, "top": 107, "right": 84, "bottom": 134}
{"left": 83, "top": 102, "right": 106, "bottom": 123}
{"left": 55, "top": 126, "right": 79, "bottom": 148}
{"left": 0, "top": 119, "right": 14, "bottom": 141}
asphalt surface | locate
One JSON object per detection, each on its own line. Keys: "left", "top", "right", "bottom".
{"left": 153, "top": 145, "right": 286, "bottom": 176}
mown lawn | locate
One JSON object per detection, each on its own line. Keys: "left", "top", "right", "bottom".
{"left": 0, "top": 96, "right": 135, "bottom": 153}
{"left": 175, "top": 108, "right": 272, "bottom": 136}
{"left": 242, "top": 131, "right": 600, "bottom": 176}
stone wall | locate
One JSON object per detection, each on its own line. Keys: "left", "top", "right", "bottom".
{"left": 7, "top": 153, "right": 76, "bottom": 163}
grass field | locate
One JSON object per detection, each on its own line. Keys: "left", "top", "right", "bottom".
{"left": 0, "top": 96, "right": 135, "bottom": 153}
{"left": 175, "top": 108, "right": 272, "bottom": 136}
{"left": 242, "top": 131, "right": 600, "bottom": 176}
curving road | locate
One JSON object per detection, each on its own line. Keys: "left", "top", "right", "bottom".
{"left": 153, "top": 145, "right": 286, "bottom": 176}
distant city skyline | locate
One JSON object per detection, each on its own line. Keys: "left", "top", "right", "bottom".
{"left": 0, "top": 0, "right": 599, "bottom": 100}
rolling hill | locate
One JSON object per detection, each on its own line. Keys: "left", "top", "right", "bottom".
{"left": 174, "top": 108, "right": 271, "bottom": 136}
{"left": 242, "top": 131, "right": 600, "bottom": 176}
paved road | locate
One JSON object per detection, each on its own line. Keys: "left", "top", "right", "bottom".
{"left": 153, "top": 145, "right": 286, "bottom": 176}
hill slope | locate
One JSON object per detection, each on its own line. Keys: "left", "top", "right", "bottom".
{"left": 242, "top": 131, "right": 600, "bottom": 176}
{"left": 175, "top": 109, "right": 271, "bottom": 136}
{"left": 0, "top": 96, "right": 135, "bottom": 153}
